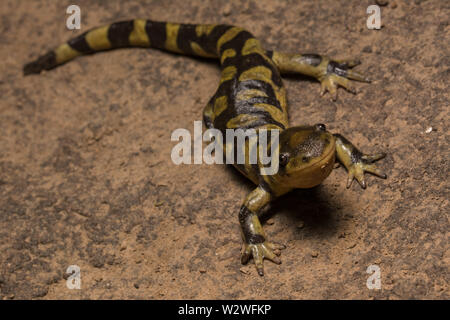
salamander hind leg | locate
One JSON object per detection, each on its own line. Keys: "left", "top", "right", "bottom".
{"left": 334, "top": 134, "right": 387, "bottom": 189}
{"left": 239, "top": 187, "right": 285, "bottom": 276}
{"left": 270, "top": 51, "right": 371, "bottom": 100}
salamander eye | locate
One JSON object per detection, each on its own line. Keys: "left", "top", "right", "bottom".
{"left": 279, "top": 153, "right": 290, "bottom": 167}
{"left": 314, "top": 123, "right": 326, "bottom": 131}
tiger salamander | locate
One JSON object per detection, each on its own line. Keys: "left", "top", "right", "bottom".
{"left": 24, "top": 20, "right": 387, "bottom": 276}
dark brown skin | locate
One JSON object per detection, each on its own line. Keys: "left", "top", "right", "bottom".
{"left": 24, "top": 20, "right": 387, "bottom": 276}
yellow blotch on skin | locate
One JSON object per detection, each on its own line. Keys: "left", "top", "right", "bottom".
{"left": 241, "top": 38, "right": 263, "bottom": 55}
{"left": 220, "top": 66, "right": 237, "bottom": 84}
{"left": 85, "top": 25, "right": 111, "bottom": 51}
{"left": 236, "top": 89, "right": 268, "bottom": 101}
{"left": 129, "top": 19, "right": 150, "bottom": 47}
{"left": 55, "top": 43, "right": 81, "bottom": 64}
{"left": 226, "top": 114, "right": 260, "bottom": 129}
{"left": 217, "top": 27, "right": 244, "bottom": 53}
{"left": 239, "top": 66, "right": 288, "bottom": 113}
{"left": 195, "top": 24, "right": 215, "bottom": 37}
{"left": 203, "top": 102, "right": 214, "bottom": 121}
{"left": 190, "top": 42, "right": 216, "bottom": 58}
{"left": 253, "top": 103, "right": 288, "bottom": 127}
{"left": 220, "top": 48, "right": 236, "bottom": 64}
{"left": 165, "top": 23, "right": 182, "bottom": 53}
{"left": 239, "top": 66, "right": 273, "bottom": 83}
{"left": 213, "top": 96, "right": 228, "bottom": 117}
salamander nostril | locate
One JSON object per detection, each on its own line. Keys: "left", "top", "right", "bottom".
{"left": 315, "top": 123, "right": 326, "bottom": 131}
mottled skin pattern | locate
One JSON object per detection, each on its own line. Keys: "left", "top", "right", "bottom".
{"left": 24, "top": 20, "right": 387, "bottom": 276}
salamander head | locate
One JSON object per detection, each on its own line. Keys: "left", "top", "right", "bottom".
{"left": 271, "top": 124, "right": 336, "bottom": 192}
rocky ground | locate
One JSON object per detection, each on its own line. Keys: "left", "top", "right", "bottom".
{"left": 0, "top": 0, "right": 448, "bottom": 299}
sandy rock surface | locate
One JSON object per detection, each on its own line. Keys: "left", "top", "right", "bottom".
{"left": 0, "top": 0, "right": 448, "bottom": 299}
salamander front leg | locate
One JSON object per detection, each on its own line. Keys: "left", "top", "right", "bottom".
{"left": 318, "top": 58, "right": 371, "bottom": 100}
{"left": 270, "top": 51, "right": 370, "bottom": 100}
{"left": 239, "top": 186, "right": 285, "bottom": 276}
{"left": 334, "top": 134, "right": 387, "bottom": 189}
